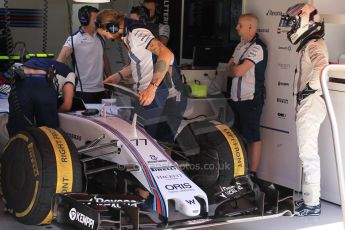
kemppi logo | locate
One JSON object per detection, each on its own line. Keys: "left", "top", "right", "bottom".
{"left": 69, "top": 208, "right": 95, "bottom": 229}
{"left": 266, "top": 9, "right": 283, "bottom": 16}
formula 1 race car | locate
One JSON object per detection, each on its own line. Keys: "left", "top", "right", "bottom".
{"left": 0, "top": 83, "right": 294, "bottom": 229}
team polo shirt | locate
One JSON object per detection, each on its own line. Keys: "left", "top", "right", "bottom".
{"left": 63, "top": 28, "right": 105, "bottom": 92}
{"left": 231, "top": 34, "right": 267, "bottom": 101}
{"left": 122, "top": 23, "right": 156, "bottom": 93}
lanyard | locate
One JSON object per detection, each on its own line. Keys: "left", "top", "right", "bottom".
{"left": 239, "top": 38, "right": 256, "bottom": 62}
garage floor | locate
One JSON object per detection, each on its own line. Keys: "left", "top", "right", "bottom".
{"left": 0, "top": 199, "right": 342, "bottom": 230}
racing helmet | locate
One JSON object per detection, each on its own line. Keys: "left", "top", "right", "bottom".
{"left": 279, "top": 3, "right": 323, "bottom": 44}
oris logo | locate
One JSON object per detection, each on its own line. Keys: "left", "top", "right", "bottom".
{"left": 277, "top": 112, "right": 287, "bottom": 119}
{"left": 278, "top": 46, "right": 292, "bottom": 51}
{"left": 266, "top": 10, "right": 283, "bottom": 16}
{"left": 277, "top": 98, "right": 289, "bottom": 104}
{"left": 165, "top": 183, "right": 192, "bottom": 191}
{"left": 278, "top": 81, "right": 289, "bottom": 87}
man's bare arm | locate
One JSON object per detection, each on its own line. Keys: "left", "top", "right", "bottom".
{"left": 228, "top": 59, "right": 254, "bottom": 78}
{"left": 146, "top": 38, "right": 173, "bottom": 85}
{"left": 57, "top": 46, "right": 73, "bottom": 63}
{"left": 103, "top": 53, "right": 112, "bottom": 78}
{"left": 103, "top": 65, "right": 132, "bottom": 84}
{"left": 138, "top": 38, "right": 173, "bottom": 106}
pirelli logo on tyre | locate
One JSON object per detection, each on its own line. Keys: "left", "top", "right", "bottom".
{"left": 40, "top": 127, "right": 73, "bottom": 193}
{"left": 212, "top": 123, "right": 245, "bottom": 177}
{"left": 39, "top": 127, "right": 74, "bottom": 225}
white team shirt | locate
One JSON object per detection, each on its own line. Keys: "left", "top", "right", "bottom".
{"left": 56, "top": 72, "right": 76, "bottom": 92}
{"left": 231, "top": 39, "right": 265, "bottom": 101}
{"left": 122, "top": 27, "right": 156, "bottom": 92}
{"left": 159, "top": 23, "right": 170, "bottom": 39}
{"left": 63, "top": 29, "right": 105, "bottom": 92}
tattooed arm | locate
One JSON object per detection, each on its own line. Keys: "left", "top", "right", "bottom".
{"left": 139, "top": 38, "right": 174, "bottom": 106}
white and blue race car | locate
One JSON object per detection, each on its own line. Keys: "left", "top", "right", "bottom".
{"left": 0, "top": 83, "right": 294, "bottom": 229}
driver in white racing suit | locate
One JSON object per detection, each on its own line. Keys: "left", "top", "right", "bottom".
{"left": 279, "top": 3, "right": 328, "bottom": 216}
{"left": 280, "top": 3, "right": 328, "bottom": 216}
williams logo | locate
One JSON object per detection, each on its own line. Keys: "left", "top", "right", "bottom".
{"left": 278, "top": 81, "right": 289, "bottom": 86}
{"left": 266, "top": 9, "right": 283, "bottom": 16}
{"left": 277, "top": 112, "right": 287, "bottom": 119}
{"left": 277, "top": 98, "right": 289, "bottom": 104}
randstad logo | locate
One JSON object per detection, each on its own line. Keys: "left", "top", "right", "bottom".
{"left": 266, "top": 10, "right": 283, "bottom": 16}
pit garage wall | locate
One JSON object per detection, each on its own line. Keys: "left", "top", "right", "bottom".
{"left": 0, "top": 0, "right": 70, "bottom": 57}
{"left": 243, "top": 0, "right": 306, "bottom": 191}
{"left": 313, "top": 0, "right": 345, "bottom": 204}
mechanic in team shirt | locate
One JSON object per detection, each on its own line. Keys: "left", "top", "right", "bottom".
{"left": 7, "top": 58, "right": 76, "bottom": 137}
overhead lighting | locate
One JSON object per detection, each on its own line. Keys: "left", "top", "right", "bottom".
{"left": 73, "top": 0, "right": 110, "bottom": 3}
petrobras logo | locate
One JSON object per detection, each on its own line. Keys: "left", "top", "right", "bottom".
{"left": 278, "top": 45, "right": 292, "bottom": 51}
{"left": 69, "top": 208, "right": 95, "bottom": 229}
{"left": 277, "top": 112, "right": 287, "bottom": 119}
{"left": 165, "top": 183, "right": 192, "bottom": 191}
{"left": 88, "top": 198, "right": 138, "bottom": 208}
{"left": 266, "top": 9, "right": 283, "bottom": 16}
{"left": 278, "top": 81, "right": 289, "bottom": 87}
{"left": 219, "top": 182, "right": 244, "bottom": 199}
{"left": 277, "top": 98, "right": 289, "bottom": 104}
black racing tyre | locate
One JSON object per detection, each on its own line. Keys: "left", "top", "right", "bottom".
{"left": 0, "top": 126, "right": 82, "bottom": 225}
{"left": 179, "top": 120, "right": 248, "bottom": 190}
